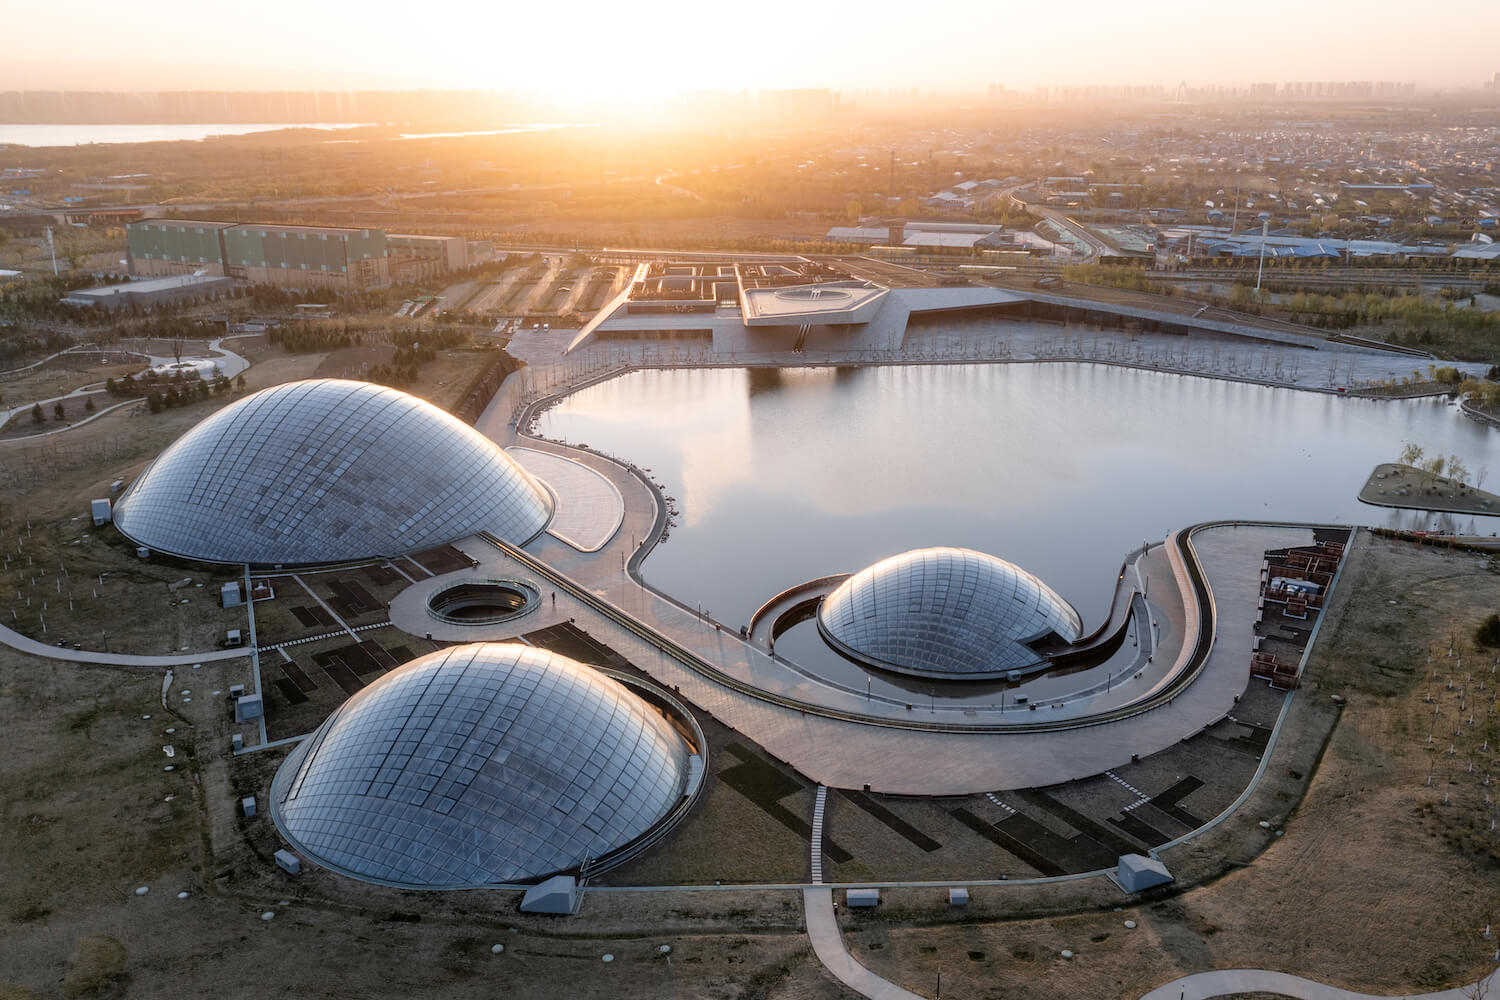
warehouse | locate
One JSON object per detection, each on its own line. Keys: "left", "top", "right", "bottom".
{"left": 127, "top": 219, "right": 391, "bottom": 290}
{"left": 222, "top": 223, "right": 389, "bottom": 290}
{"left": 126, "top": 219, "right": 235, "bottom": 277}
{"left": 386, "top": 232, "right": 468, "bottom": 281}
{"left": 61, "top": 273, "right": 235, "bottom": 309}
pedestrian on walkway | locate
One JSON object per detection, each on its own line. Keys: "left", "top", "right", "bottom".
{"left": 551, "top": 591, "right": 556, "bottom": 607}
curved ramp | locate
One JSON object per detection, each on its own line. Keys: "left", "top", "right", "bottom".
{"left": 747, "top": 575, "right": 849, "bottom": 645}
{"left": 507, "top": 447, "right": 625, "bottom": 553}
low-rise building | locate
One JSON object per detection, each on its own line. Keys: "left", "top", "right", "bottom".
{"left": 126, "top": 219, "right": 235, "bottom": 277}
{"left": 222, "top": 223, "right": 388, "bottom": 290}
{"left": 128, "top": 219, "right": 392, "bottom": 290}
{"left": 386, "top": 233, "right": 468, "bottom": 282}
{"left": 62, "top": 273, "right": 235, "bottom": 309}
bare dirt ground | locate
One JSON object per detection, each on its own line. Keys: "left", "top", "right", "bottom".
{"left": 0, "top": 650, "right": 832, "bottom": 998}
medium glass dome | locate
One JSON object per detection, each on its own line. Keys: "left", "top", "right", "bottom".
{"left": 269, "top": 643, "right": 694, "bottom": 887}
{"left": 113, "top": 379, "right": 552, "bottom": 564}
{"left": 817, "top": 547, "right": 1083, "bottom": 680}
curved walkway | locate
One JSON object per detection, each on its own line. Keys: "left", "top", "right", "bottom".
{"left": 802, "top": 887, "right": 923, "bottom": 1000}
{"left": 506, "top": 446, "right": 625, "bottom": 552}
{"left": 746, "top": 575, "right": 847, "bottom": 646}
{"left": 1140, "top": 967, "right": 1499, "bottom": 1000}
{"left": 0, "top": 621, "right": 250, "bottom": 667}
{"left": 0, "top": 396, "right": 143, "bottom": 445}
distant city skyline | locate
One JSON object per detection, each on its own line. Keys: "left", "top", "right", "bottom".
{"left": 5, "top": 0, "right": 1500, "bottom": 101}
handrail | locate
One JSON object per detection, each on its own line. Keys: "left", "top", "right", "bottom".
{"left": 747, "top": 574, "right": 850, "bottom": 636}
{"left": 424, "top": 577, "right": 539, "bottom": 626}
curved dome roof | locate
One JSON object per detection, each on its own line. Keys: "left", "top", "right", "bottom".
{"left": 817, "top": 547, "right": 1082, "bottom": 680}
{"left": 113, "top": 379, "right": 552, "bottom": 564}
{"left": 269, "top": 643, "right": 693, "bottom": 888}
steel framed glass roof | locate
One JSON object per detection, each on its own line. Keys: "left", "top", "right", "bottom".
{"left": 113, "top": 379, "right": 552, "bottom": 564}
{"left": 269, "top": 643, "right": 693, "bottom": 887}
{"left": 817, "top": 547, "right": 1083, "bottom": 680}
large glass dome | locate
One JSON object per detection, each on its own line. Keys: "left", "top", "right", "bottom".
{"left": 269, "top": 643, "right": 694, "bottom": 887}
{"left": 113, "top": 379, "right": 552, "bottom": 564}
{"left": 817, "top": 547, "right": 1083, "bottom": 680}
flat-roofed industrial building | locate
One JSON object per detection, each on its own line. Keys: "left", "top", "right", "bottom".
{"left": 386, "top": 233, "right": 467, "bottom": 282}
{"left": 128, "top": 219, "right": 389, "bottom": 290}
{"left": 127, "top": 220, "right": 236, "bottom": 278}
{"left": 126, "top": 220, "right": 487, "bottom": 291}
{"left": 222, "top": 223, "right": 389, "bottom": 289}
{"left": 62, "top": 273, "right": 236, "bottom": 309}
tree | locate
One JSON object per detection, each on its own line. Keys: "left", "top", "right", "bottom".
{"left": 235, "top": 373, "right": 246, "bottom": 390}
{"left": 1400, "top": 442, "right": 1425, "bottom": 468}
{"left": 1424, "top": 454, "right": 1446, "bottom": 489}
{"left": 57, "top": 236, "right": 87, "bottom": 272}
{"left": 30, "top": 402, "right": 43, "bottom": 425}
{"left": 1448, "top": 455, "right": 1469, "bottom": 489}
{"left": 84, "top": 396, "right": 95, "bottom": 413}
{"left": 52, "top": 401, "right": 64, "bottom": 421}
{"left": 146, "top": 391, "right": 164, "bottom": 414}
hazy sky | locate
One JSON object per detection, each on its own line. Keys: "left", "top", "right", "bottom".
{"left": 7, "top": 0, "right": 1499, "bottom": 96}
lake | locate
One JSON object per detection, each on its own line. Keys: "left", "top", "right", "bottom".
{"left": 536, "top": 362, "right": 1500, "bottom": 629}
{"left": 0, "top": 123, "right": 373, "bottom": 146}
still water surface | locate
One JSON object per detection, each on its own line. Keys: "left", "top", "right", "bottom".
{"left": 537, "top": 362, "right": 1500, "bottom": 629}
{"left": 0, "top": 123, "right": 372, "bottom": 146}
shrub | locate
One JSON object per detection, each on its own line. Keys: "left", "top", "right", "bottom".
{"left": 1474, "top": 613, "right": 1500, "bottom": 648}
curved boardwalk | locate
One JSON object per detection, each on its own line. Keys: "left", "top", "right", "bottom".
{"left": 746, "top": 575, "right": 847, "bottom": 646}
{"left": 386, "top": 520, "right": 1304, "bottom": 793}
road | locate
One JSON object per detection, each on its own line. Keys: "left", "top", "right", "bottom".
{"left": 1006, "top": 185, "right": 1113, "bottom": 260}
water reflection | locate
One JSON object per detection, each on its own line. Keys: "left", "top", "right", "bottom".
{"left": 537, "top": 362, "right": 1500, "bottom": 629}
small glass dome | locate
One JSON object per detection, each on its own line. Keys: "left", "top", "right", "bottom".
{"left": 817, "top": 547, "right": 1082, "bottom": 680}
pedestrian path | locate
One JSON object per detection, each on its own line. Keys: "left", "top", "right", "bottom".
{"left": 1139, "top": 967, "right": 1499, "bottom": 1000}
{"left": 802, "top": 887, "right": 924, "bottom": 1000}
{"left": 0, "top": 397, "right": 144, "bottom": 445}
{"left": 0, "top": 620, "right": 250, "bottom": 667}
{"left": 507, "top": 446, "right": 625, "bottom": 552}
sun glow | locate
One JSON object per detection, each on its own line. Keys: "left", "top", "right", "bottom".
{"left": 4, "top": 0, "right": 1499, "bottom": 97}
